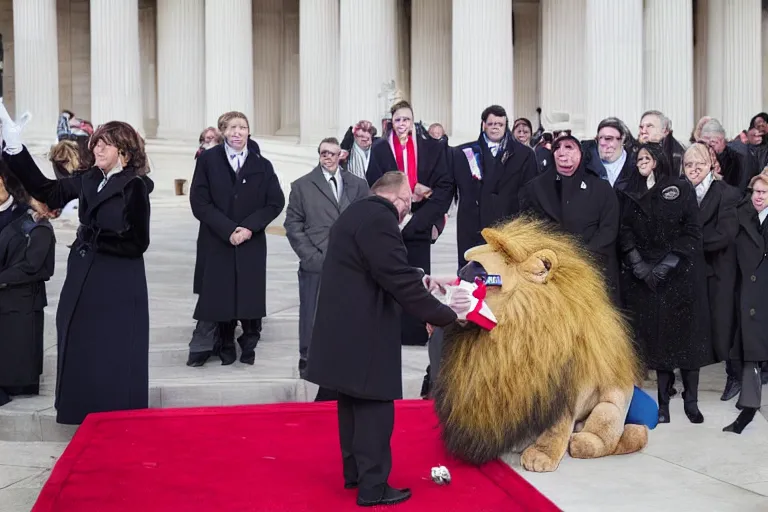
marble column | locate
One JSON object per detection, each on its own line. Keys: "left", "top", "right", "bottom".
{"left": 90, "top": 0, "right": 143, "bottom": 132}
{"left": 206, "top": 0, "right": 253, "bottom": 128}
{"left": 12, "top": 0, "right": 59, "bottom": 141}
{"left": 693, "top": 0, "right": 709, "bottom": 122}
{"left": 138, "top": 3, "right": 157, "bottom": 137}
{"left": 338, "top": 0, "right": 398, "bottom": 131}
{"left": 155, "top": 0, "right": 204, "bottom": 140}
{"left": 299, "top": 0, "right": 339, "bottom": 145}
{"left": 253, "top": 0, "right": 282, "bottom": 136}
{"left": 513, "top": 1, "right": 540, "bottom": 124}
{"left": 540, "top": 0, "right": 586, "bottom": 136}
{"left": 279, "top": 8, "right": 300, "bottom": 135}
{"left": 721, "top": 0, "right": 762, "bottom": 137}
{"left": 584, "top": 0, "right": 643, "bottom": 136}
{"left": 705, "top": 0, "right": 725, "bottom": 124}
{"left": 644, "top": 0, "right": 694, "bottom": 140}
{"left": 452, "top": 0, "right": 513, "bottom": 142}
{"left": 411, "top": 0, "right": 452, "bottom": 131}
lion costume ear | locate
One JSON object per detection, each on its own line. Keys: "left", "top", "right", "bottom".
{"left": 520, "top": 249, "right": 558, "bottom": 284}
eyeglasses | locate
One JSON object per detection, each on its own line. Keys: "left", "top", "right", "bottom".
{"left": 320, "top": 151, "right": 339, "bottom": 157}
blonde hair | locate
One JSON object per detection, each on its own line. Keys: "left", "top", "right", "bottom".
{"left": 217, "top": 111, "right": 250, "bottom": 133}
{"left": 683, "top": 142, "right": 719, "bottom": 180}
{"left": 49, "top": 140, "right": 82, "bottom": 174}
{"left": 749, "top": 168, "right": 768, "bottom": 190}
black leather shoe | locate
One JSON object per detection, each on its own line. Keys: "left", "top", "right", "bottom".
{"left": 344, "top": 482, "right": 358, "bottom": 490}
{"left": 219, "top": 344, "right": 237, "bottom": 366}
{"left": 658, "top": 404, "right": 670, "bottom": 423}
{"left": 723, "top": 408, "right": 757, "bottom": 434}
{"left": 720, "top": 376, "right": 741, "bottom": 401}
{"left": 0, "top": 389, "right": 12, "bottom": 407}
{"left": 684, "top": 404, "right": 704, "bottom": 424}
{"left": 186, "top": 351, "right": 212, "bottom": 367}
{"left": 357, "top": 485, "right": 412, "bottom": 507}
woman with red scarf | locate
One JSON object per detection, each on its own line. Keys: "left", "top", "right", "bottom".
{"left": 365, "top": 101, "right": 453, "bottom": 346}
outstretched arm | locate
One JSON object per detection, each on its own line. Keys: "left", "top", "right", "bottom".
{"left": 2, "top": 147, "right": 81, "bottom": 209}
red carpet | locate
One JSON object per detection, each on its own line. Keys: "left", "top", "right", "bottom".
{"left": 33, "top": 400, "right": 559, "bottom": 512}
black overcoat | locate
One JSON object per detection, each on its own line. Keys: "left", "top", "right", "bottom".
{"left": 365, "top": 135, "right": 453, "bottom": 246}
{"left": 582, "top": 141, "right": 636, "bottom": 192}
{"left": 190, "top": 140, "right": 285, "bottom": 322}
{"left": 733, "top": 200, "right": 768, "bottom": 362}
{"left": 452, "top": 133, "right": 538, "bottom": 269}
{"left": 519, "top": 165, "right": 621, "bottom": 304}
{"left": 0, "top": 206, "right": 55, "bottom": 390}
{"left": 306, "top": 196, "right": 457, "bottom": 400}
{"left": 699, "top": 180, "right": 740, "bottom": 362}
{"left": 618, "top": 177, "right": 712, "bottom": 371}
{"left": 4, "top": 147, "right": 152, "bottom": 425}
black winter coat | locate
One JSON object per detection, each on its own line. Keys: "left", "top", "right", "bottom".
{"left": 190, "top": 140, "right": 285, "bottom": 321}
{"left": 365, "top": 135, "right": 453, "bottom": 244}
{"left": 306, "top": 196, "right": 457, "bottom": 400}
{"left": 4, "top": 146, "right": 153, "bottom": 425}
{"left": 699, "top": 180, "right": 741, "bottom": 362}
{"left": 519, "top": 165, "right": 621, "bottom": 304}
{"left": 618, "top": 177, "right": 712, "bottom": 371}
{"left": 0, "top": 205, "right": 55, "bottom": 389}
{"left": 452, "top": 133, "right": 538, "bottom": 269}
{"left": 733, "top": 200, "right": 768, "bottom": 362}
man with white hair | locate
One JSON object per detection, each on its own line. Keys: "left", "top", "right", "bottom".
{"left": 638, "top": 110, "right": 685, "bottom": 175}
{"left": 699, "top": 118, "right": 756, "bottom": 192}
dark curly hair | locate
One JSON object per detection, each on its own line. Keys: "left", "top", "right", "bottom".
{"left": 89, "top": 121, "right": 149, "bottom": 175}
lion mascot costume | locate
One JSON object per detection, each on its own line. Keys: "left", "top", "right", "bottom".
{"left": 433, "top": 217, "right": 649, "bottom": 473}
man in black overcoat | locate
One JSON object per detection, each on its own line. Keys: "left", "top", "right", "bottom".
{"left": 306, "top": 171, "right": 468, "bottom": 507}
{"left": 519, "top": 134, "right": 621, "bottom": 304}
{"left": 452, "top": 105, "right": 538, "bottom": 270}
{"left": 188, "top": 111, "right": 285, "bottom": 367}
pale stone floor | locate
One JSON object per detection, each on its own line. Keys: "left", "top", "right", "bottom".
{"left": 1, "top": 160, "right": 768, "bottom": 511}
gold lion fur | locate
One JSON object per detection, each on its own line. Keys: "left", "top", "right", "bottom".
{"left": 434, "top": 216, "right": 643, "bottom": 465}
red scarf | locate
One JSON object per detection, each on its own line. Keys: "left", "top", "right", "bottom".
{"left": 393, "top": 135, "right": 417, "bottom": 191}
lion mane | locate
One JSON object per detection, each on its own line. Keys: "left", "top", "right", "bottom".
{"left": 434, "top": 216, "right": 642, "bottom": 465}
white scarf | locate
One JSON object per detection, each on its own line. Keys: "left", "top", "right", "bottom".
{"left": 695, "top": 172, "right": 714, "bottom": 205}
{"left": 348, "top": 143, "right": 370, "bottom": 180}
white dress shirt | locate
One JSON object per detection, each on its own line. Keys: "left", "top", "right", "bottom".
{"left": 225, "top": 143, "right": 248, "bottom": 172}
{"left": 98, "top": 165, "right": 124, "bottom": 192}
{"left": 695, "top": 173, "right": 715, "bottom": 205}
{"left": 603, "top": 150, "right": 627, "bottom": 187}
{"left": 484, "top": 134, "right": 500, "bottom": 157}
{"left": 759, "top": 207, "right": 768, "bottom": 226}
{"left": 322, "top": 168, "right": 343, "bottom": 202}
{"left": 0, "top": 195, "right": 14, "bottom": 212}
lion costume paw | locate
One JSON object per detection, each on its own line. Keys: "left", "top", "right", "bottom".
{"left": 433, "top": 217, "right": 648, "bottom": 472}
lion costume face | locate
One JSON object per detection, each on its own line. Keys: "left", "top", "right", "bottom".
{"left": 434, "top": 217, "right": 642, "bottom": 466}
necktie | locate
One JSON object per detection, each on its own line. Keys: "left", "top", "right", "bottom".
{"left": 329, "top": 176, "right": 338, "bottom": 201}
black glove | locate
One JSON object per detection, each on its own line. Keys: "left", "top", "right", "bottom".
{"left": 624, "top": 249, "right": 654, "bottom": 281}
{"left": 651, "top": 253, "right": 681, "bottom": 282}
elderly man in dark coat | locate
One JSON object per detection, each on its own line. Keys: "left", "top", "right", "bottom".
{"left": 519, "top": 134, "right": 621, "bottom": 304}
{"left": 452, "top": 105, "right": 538, "bottom": 270}
{"left": 724, "top": 169, "right": 768, "bottom": 434}
{"left": 188, "top": 111, "right": 285, "bottom": 367}
{"left": 306, "top": 171, "right": 468, "bottom": 507}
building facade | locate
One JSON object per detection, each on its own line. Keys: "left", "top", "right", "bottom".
{"left": 0, "top": 0, "right": 766, "bottom": 145}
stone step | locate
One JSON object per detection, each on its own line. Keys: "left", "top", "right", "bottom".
{"left": 2, "top": 345, "right": 432, "bottom": 443}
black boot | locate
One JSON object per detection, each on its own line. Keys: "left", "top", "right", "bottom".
{"left": 420, "top": 366, "right": 431, "bottom": 399}
{"left": 218, "top": 321, "right": 237, "bottom": 366}
{"left": 656, "top": 370, "right": 673, "bottom": 423}
{"left": 723, "top": 407, "right": 757, "bottom": 434}
{"left": 186, "top": 351, "right": 212, "bottom": 367}
{"left": 720, "top": 375, "right": 742, "bottom": 401}
{"left": 0, "top": 389, "right": 11, "bottom": 407}
{"left": 681, "top": 369, "right": 704, "bottom": 424}
{"left": 667, "top": 371, "right": 678, "bottom": 398}
{"left": 238, "top": 319, "right": 261, "bottom": 365}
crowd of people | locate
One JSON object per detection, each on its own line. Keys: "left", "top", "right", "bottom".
{"left": 0, "top": 90, "right": 767, "bottom": 505}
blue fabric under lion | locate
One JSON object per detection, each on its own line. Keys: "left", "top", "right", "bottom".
{"left": 625, "top": 386, "right": 659, "bottom": 429}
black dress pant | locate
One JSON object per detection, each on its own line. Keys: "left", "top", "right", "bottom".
{"left": 737, "top": 361, "right": 764, "bottom": 409}
{"left": 401, "top": 237, "right": 431, "bottom": 346}
{"left": 337, "top": 392, "right": 395, "bottom": 495}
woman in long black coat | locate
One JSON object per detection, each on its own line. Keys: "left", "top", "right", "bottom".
{"left": 618, "top": 143, "right": 712, "bottom": 425}
{"left": 189, "top": 111, "right": 285, "bottom": 366}
{"left": 723, "top": 169, "right": 768, "bottom": 434}
{"left": 365, "top": 101, "right": 453, "bottom": 347}
{"left": 1, "top": 118, "right": 153, "bottom": 425}
{"left": 683, "top": 143, "right": 742, "bottom": 401}
{"left": 0, "top": 170, "right": 55, "bottom": 406}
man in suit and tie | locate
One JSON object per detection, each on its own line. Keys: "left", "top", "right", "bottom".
{"left": 284, "top": 137, "right": 370, "bottom": 386}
